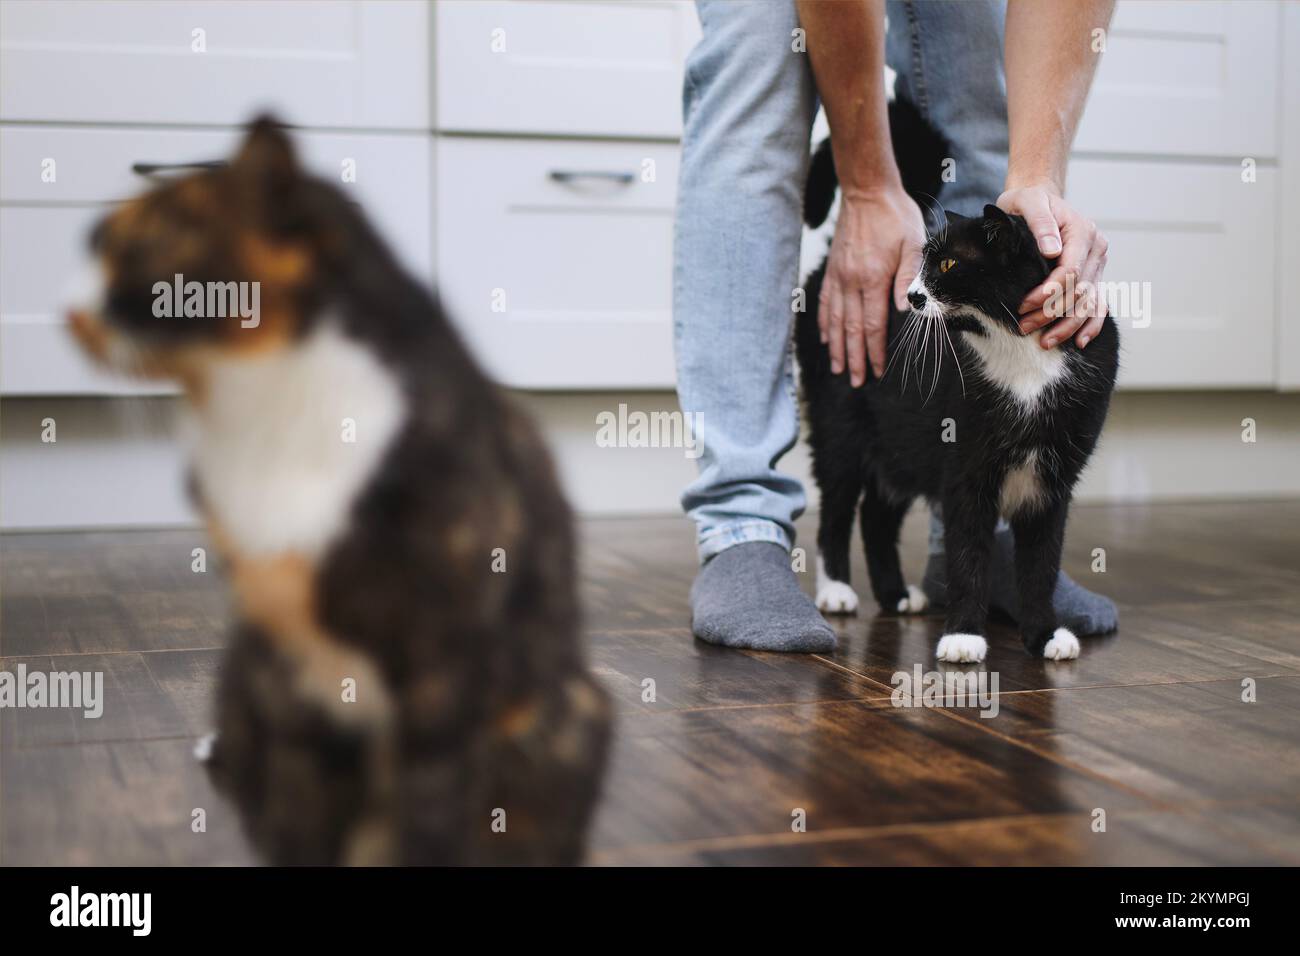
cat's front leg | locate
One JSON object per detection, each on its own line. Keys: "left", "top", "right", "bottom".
{"left": 935, "top": 489, "right": 1000, "bottom": 663}
{"left": 1011, "top": 501, "right": 1079, "bottom": 660}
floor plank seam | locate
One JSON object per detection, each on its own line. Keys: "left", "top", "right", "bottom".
{"left": 2, "top": 733, "right": 202, "bottom": 753}
{"left": 0, "top": 645, "right": 225, "bottom": 660}
{"left": 590, "top": 807, "right": 1196, "bottom": 862}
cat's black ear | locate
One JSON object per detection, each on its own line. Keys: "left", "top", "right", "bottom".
{"left": 944, "top": 210, "right": 968, "bottom": 226}
{"left": 234, "top": 115, "right": 310, "bottom": 235}
{"left": 234, "top": 115, "right": 300, "bottom": 193}
{"left": 983, "top": 203, "right": 1013, "bottom": 223}
{"left": 981, "top": 203, "right": 1018, "bottom": 248}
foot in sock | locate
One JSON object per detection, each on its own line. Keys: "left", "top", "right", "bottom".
{"left": 921, "top": 527, "right": 1118, "bottom": 636}
{"left": 690, "top": 542, "right": 836, "bottom": 653}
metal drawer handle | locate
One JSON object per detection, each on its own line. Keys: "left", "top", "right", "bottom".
{"left": 548, "top": 169, "right": 636, "bottom": 185}
{"left": 131, "top": 160, "right": 227, "bottom": 177}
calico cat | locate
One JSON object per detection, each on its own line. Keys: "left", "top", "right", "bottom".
{"left": 796, "top": 99, "right": 1120, "bottom": 663}
{"left": 67, "top": 117, "right": 611, "bottom": 864}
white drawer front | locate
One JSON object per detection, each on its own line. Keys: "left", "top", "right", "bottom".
{"left": 1075, "top": 0, "right": 1279, "bottom": 158}
{"left": 0, "top": 0, "right": 428, "bottom": 129}
{"left": 1279, "top": 2, "right": 1300, "bottom": 391}
{"left": 0, "top": 206, "right": 173, "bottom": 395}
{"left": 1066, "top": 159, "right": 1275, "bottom": 389}
{"left": 0, "top": 126, "right": 431, "bottom": 396}
{"left": 436, "top": 137, "right": 677, "bottom": 388}
{"left": 435, "top": 0, "right": 699, "bottom": 138}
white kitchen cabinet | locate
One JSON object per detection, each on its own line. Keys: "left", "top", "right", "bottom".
{"left": 0, "top": 0, "right": 428, "bottom": 129}
{"left": 1067, "top": 159, "right": 1276, "bottom": 389}
{"left": 1074, "top": 0, "right": 1280, "bottom": 158}
{"left": 1278, "top": 0, "right": 1300, "bottom": 392}
{"left": 0, "top": 126, "right": 431, "bottom": 395}
{"left": 436, "top": 136, "right": 678, "bottom": 388}
{"left": 1, "top": 0, "right": 1295, "bottom": 402}
{"left": 434, "top": 0, "right": 699, "bottom": 138}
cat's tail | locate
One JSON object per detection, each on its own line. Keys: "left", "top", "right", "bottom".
{"left": 802, "top": 96, "right": 951, "bottom": 229}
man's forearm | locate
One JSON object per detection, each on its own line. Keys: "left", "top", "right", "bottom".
{"left": 796, "top": 0, "right": 899, "bottom": 196}
{"left": 1004, "top": 0, "right": 1115, "bottom": 193}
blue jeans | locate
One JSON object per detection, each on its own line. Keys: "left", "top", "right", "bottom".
{"left": 674, "top": 0, "right": 1009, "bottom": 562}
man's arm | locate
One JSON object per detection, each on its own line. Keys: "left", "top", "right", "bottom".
{"left": 797, "top": 0, "right": 924, "bottom": 386}
{"left": 997, "top": 0, "right": 1116, "bottom": 348}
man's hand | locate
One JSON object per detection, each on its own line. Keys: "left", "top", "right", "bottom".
{"left": 997, "top": 182, "right": 1109, "bottom": 349}
{"left": 796, "top": 0, "right": 914, "bottom": 386}
{"left": 999, "top": 0, "right": 1115, "bottom": 350}
{"left": 820, "top": 186, "right": 926, "bottom": 386}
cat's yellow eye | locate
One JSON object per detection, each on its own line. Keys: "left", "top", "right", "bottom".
{"left": 939, "top": 258, "right": 957, "bottom": 273}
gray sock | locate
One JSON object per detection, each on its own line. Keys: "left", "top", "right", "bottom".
{"left": 691, "top": 542, "right": 836, "bottom": 653}
{"left": 921, "top": 526, "right": 1118, "bottom": 636}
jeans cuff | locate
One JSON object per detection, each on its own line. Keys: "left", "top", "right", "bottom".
{"left": 697, "top": 519, "right": 793, "bottom": 564}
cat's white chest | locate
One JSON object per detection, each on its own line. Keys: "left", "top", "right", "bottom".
{"left": 961, "top": 326, "right": 1068, "bottom": 407}
{"left": 188, "top": 323, "right": 405, "bottom": 559}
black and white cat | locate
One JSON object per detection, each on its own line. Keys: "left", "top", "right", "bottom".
{"left": 795, "top": 99, "right": 1120, "bottom": 663}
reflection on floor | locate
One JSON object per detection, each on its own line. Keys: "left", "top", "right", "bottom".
{"left": 2, "top": 501, "right": 1298, "bottom": 865}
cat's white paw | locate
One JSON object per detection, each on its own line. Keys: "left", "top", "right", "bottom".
{"left": 815, "top": 555, "right": 858, "bottom": 614}
{"left": 1042, "top": 627, "right": 1080, "bottom": 660}
{"left": 896, "top": 584, "right": 928, "bottom": 614}
{"left": 936, "top": 633, "right": 987, "bottom": 663}
{"left": 816, "top": 580, "right": 859, "bottom": 614}
{"left": 193, "top": 732, "right": 217, "bottom": 763}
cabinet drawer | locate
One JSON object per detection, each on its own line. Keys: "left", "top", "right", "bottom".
{"left": 0, "top": 0, "right": 428, "bottom": 128}
{"left": 436, "top": 137, "right": 677, "bottom": 388}
{"left": 0, "top": 206, "right": 172, "bottom": 396}
{"left": 435, "top": 0, "right": 699, "bottom": 138}
{"left": 0, "top": 126, "right": 431, "bottom": 396}
{"left": 1075, "top": 0, "right": 1279, "bottom": 158}
{"left": 1065, "top": 159, "right": 1275, "bottom": 389}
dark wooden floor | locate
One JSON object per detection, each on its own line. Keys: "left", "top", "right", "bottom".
{"left": 2, "top": 500, "right": 1298, "bottom": 865}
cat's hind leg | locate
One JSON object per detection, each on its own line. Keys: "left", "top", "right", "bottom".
{"left": 814, "top": 462, "right": 862, "bottom": 615}
{"left": 859, "top": 480, "right": 924, "bottom": 614}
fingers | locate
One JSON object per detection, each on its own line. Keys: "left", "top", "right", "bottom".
{"left": 844, "top": 283, "right": 867, "bottom": 387}
{"left": 1021, "top": 211, "right": 1095, "bottom": 332}
{"left": 1073, "top": 230, "right": 1109, "bottom": 348}
{"left": 864, "top": 279, "right": 889, "bottom": 382}
{"left": 817, "top": 279, "right": 829, "bottom": 345}
{"left": 996, "top": 184, "right": 1114, "bottom": 350}
{"left": 1038, "top": 224, "right": 1108, "bottom": 349}
{"left": 894, "top": 241, "right": 921, "bottom": 313}
{"left": 1037, "top": 299, "right": 1088, "bottom": 348}
{"left": 823, "top": 278, "right": 845, "bottom": 375}
{"left": 819, "top": 190, "right": 925, "bottom": 383}
{"left": 1074, "top": 300, "right": 1107, "bottom": 348}
{"left": 1015, "top": 189, "right": 1063, "bottom": 259}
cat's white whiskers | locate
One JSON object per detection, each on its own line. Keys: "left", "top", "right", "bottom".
{"left": 922, "top": 313, "right": 945, "bottom": 406}
{"left": 905, "top": 317, "right": 929, "bottom": 395}
{"left": 884, "top": 312, "right": 922, "bottom": 379}
{"left": 941, "top": 317, "right": 966, "bottom": 398}
{"left": 915, "top": 191, "right": 946, "bottom": 240}
{"left": 916, "top": 316, "right": 936, "bottom": 401}
{"left": 999, "top": 300, "right": 1026, "bottom": 334}
{"left": 894, "top": 310, "right": 927, "bottom": 393}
